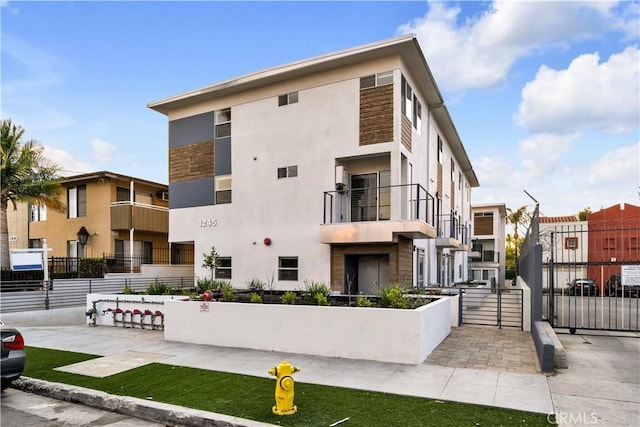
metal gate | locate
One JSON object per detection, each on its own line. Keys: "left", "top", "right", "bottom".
{"left": 543, "top": 220, "right": 640, "bottom": 332}
{"left": 458, "top": 287, "right": 523, "bottom": 329}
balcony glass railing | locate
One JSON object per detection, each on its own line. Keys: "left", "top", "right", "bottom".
{"left": 323, "top": 183, "right": 434, "bottom": 226}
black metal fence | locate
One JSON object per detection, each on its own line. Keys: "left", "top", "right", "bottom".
{"left": 0, "top": 276, "right": 195, "bottom": 313}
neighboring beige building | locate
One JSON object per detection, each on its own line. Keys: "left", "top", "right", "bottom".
{"left": 8, "top": 171, "right": 176, "bottom": 271}
{"left": 469, "top": 204, "right": 507, "bottom": 286}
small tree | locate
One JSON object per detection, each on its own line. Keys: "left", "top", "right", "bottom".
{"left": 578, "top": 207, "right": 592, "bottom": 221}
{"left": 202, "top": 246, "right": 219, "bottom": 281}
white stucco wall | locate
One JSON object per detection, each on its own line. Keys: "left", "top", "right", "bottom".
{"left": 163, "top": 297, "right": 452, "bottom": 364}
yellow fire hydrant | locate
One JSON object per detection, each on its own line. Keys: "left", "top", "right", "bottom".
{"left": 268, "top": 360, "right": 300, "bottom": 416}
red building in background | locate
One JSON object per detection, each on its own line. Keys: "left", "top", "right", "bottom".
{"left": 587, "top": 203, "right": 640, "bottom": 288}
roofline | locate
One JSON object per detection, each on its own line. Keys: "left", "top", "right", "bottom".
{"left": 147, "top": 34, "right": 479, "bottom": 187}
{"left": 472, "top": 203, "right": 507, "bottom": 217}
{"left": 60, "top": 171, "right": 167, "bottom": 188}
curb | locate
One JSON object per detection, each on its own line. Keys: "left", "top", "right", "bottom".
{"left": 12, "top": 377, "right": 276, "bottom": 427}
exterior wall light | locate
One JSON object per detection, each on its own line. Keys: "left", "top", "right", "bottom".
{"left": 77, "top": 226, "right": 90, "bottom": 247}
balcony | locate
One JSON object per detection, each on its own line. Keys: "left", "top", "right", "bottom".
{"left": 436, "top": 214, "right": 470, "bottom": 251}
{"left": 110, "top": 202, "right": 168, "bottom": 233}
{"left": 320, "top": 183, "right": 436, "bottom": 244}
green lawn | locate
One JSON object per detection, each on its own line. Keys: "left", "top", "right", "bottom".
{"left": 23, "top": 347, "right": 552, "bottom": 426}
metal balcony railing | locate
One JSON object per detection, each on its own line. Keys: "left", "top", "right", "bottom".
{"left": 323, "top": 183, "right": 434, "bottom": 226}
{"left": 438, "top": 215, "right": 471, "bottom": 244}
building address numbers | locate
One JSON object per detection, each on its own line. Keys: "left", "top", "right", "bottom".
{"left": 199, "top": 219, "right": 218, "bottom": 227}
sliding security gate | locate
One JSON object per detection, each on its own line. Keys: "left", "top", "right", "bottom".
{"left": 458, "top": 287, "right": 523, "bottom": 329}
{"left": 543, "top": 221, "right": 640, "bottom": 332}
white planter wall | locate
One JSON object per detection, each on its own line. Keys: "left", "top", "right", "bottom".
{"left": 163, "top": 296, "right": 452, "bottom": 364}
{"left": 86, "top": 294, "right": 188, "bottom": 327}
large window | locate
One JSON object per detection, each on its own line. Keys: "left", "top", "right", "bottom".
{"left": 278, "top": 257, "right": 298, "bottom": 281}
{"left": 215, "top": 175, "right": 232, "bottom": 204}
{"left": 216, "top": 257, "right": 232, "bottom": 279}
{"left": 68, "top": 185, "right": 86, "bottom": 218}
{"left": 214, "top": 108, "right": 231, "bottom": 138}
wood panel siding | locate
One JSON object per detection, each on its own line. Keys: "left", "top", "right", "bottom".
{"left": 359, "top": 85, "right": 393, "bottom": 146}
{"left": 330, "top": 239, "right": 414, "bottom": 291}
{"left": 110, "top": 205, "right": 168, "bottom": 233}
{"left": 437, "top": 163, "right": 443, "bottom": 196}
{"left": 400, "top": 115, "right": 412, "bottom": 151}
{"left": 396, "top": 236, "right": 414, "bottom": 286}
{"left": 451, "top": 181, "right": 455, "bottom": 211}
{"left": 474, "top": 216, "right": 494, "bottom": 235}
{"left": 169, "top": 141, "right": 214, "bottom": 183}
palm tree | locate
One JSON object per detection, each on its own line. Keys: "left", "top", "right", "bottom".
{"left": 506, "top": 205, "right": 529, "bottom": 275}
{"left": 1, "top": 119, "right": 65, "bottom": 269}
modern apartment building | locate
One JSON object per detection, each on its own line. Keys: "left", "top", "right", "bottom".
{"left": 148, "top": 35, "right": 479, "bottom": 292}
{"left": 469, "top": 204, "right": 506, "bottom": 285}
{"left": 8, "top": 171, "right": 172, "bottom": 271}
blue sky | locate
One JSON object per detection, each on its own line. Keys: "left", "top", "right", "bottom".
{"left": 2, "top": 1, "right": 639, "bottom": 217}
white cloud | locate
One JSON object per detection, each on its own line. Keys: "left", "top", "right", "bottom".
{"left": 588, "top": 142, "right": 640, "bottom": 184}
{"left": 91, "top": 139, "right": 118, "bottom": 162}
{"left": 397, "top": 0, "right": 634, "bottom": 92}
{"left": 519, "top": 133, "right": 580, "bottom": 178}
{"left": 42, "top": 145, "right": 93, "bottom": 176}
{"left": 515, "top": 47, "right": 640, "bottom": 134}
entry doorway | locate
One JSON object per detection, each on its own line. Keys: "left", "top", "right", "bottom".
{"left": 344, "top": 254, "right": 390, "bottom": 295}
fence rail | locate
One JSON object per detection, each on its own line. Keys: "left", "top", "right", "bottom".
{"left": 0, "top": 276, "right": 194, "bottom": 313}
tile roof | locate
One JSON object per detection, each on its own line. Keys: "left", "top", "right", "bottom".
{"left": 539, "top": 216, "right": 578, "bottom": 223}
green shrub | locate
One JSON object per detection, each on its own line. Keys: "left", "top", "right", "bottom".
{"left": 378, "top": 284, "right": 407, "bottom": 309}
{"left": 314, "top": 293, "right": 328, "bottom": 306}
{"left": 78, "top": 258, "right": 106, "bottom": 278}
{"left": 246, "top": 277, "right": 266, "bottom": 291}
{"left": 218, "top": 281, "right": 235, "bottom": 301}
{"left": 249, "top": 292, "right": 263, "bottom": 303}
{"left": 356, "top": 294, "right": 373, "bottom": 307}
{"left": 145, "top": 281, "right": 171, "bottom": 295}
{"left": 302, "top": 280, "right": 330, "bottom": 305}
{"left": 195, "top": 277, "right": 214, "bottom": 294}
{"left": 281, "top": 291, "right": 296, "bottom": 305}
{"left": 123, "top": 283, "right": 135, "bottom": 294}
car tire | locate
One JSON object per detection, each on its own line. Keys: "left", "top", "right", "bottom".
{"left": 1, "top": 379, "right": 11, "bottom": 391}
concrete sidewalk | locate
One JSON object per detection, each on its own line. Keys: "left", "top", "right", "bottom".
{"left": 18, "top": 325, "right": 554, "bottom": 416}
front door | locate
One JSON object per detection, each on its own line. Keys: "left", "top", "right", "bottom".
{"left": 350, "top": 174, "right": 377, "bottom": 222}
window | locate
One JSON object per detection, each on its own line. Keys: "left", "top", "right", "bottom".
{"left": 401, "top": 75, "right": 413, "bottom": 119}
{"left": 451, "top": 159, "right": 455, "bottom": 182}
{"left": 458, "top": 172, "right": 462, "bottom": 190}
{"left": 278, "top": 92, "right": 298, "bottom": 106}
{"left": 215, "top": 257, "right": 232, "bottom": 279}
{"left": 215, "top": 175, "right": 232, "bottom": 204}
{"left": 68, "top": 185, "right": 87, "bottom": 218}
{"left": 629, "top": 237, "right": 638, "bottom": 250}
{"left": 565, "top": 237, "right": 578, "bottom": 250}
{"left": 360, "top": 71, "right": 393, "bottom": 89}
{"left": 413, "top": 97, "right": 422, "bottom": 132}
{"left": 214, "top": 108, "right": 231, "bottom": 138}
{"left": 278, "top": 257, "right": 298, "bottom": 281}
{"left": 29, "top": 204, "right": 46, "bottom": 222}
{"left": 116, "top": 187, "right": 130, "bottom": 202}
{"left": 28, "top": 239, "right": 43, "bottom": 248}
{"left": 437, "top": 135, "right": 443, "bottom": 163}
{"left": 603, "top": 238, "right": 616, "bottom": 250}
{"left": 277, "top": 165, "right": 298, "bottom": 179}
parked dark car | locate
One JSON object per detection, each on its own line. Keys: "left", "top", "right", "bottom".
{"left": 568, "top": 279, "right": 598, "bottom": 296}
{"left": 605, "top": 274, "right": 622, "bottom": 297}
{"left": 1, "top": 322, "right": 26, "bottom": 391}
